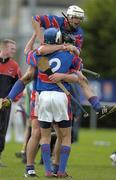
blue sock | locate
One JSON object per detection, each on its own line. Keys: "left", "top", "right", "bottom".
{"left": 58, "top": 145, "right": 71, "bottom": 174}
{"left": 8, "top": 79, "right": 25, "bottom": 101}
{"left": 88, "top": 96, "right": 102, "bottom": 112}
{"left": 41, "top": 144, "right": 51, "bottom": 173}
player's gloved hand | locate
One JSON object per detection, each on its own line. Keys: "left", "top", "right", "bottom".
{"left": 0, "top": 98, "right": 12, "bottom": 109}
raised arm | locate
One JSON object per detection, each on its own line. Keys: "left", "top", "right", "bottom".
{"left": 24, "top": 32, "right": 37, "bottom": 55}
{"left": 32, "top": 17, "right": 44, "bottom": 44}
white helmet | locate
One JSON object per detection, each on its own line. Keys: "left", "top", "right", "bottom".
{"left": 67, "top": 5, "right": 85, "bottom": 19}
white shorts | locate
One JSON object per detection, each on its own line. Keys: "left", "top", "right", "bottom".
{"left": 37, "top": 91, "right": 70, "bottom": 123}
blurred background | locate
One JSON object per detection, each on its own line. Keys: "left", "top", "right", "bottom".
{"left": 0, "top": 0, "right": 116, "bottom": 129}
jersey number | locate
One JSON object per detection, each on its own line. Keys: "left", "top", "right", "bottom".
{"left": 49, "top": 58, "right": 61, "bottom": 72}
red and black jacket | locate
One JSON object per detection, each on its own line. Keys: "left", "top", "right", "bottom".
{"left": 0, "top": 58, "right": 22, "bottom": 100}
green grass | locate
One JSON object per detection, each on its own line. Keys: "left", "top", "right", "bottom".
{"left": 0, "top": 128, "right": 116, "bottom": 180}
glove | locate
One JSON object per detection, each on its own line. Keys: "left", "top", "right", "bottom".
{"left": 0, "top": 98, "right": 12, "bottom": 109}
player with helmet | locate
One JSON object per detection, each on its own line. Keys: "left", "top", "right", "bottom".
{"left": 2, "top": 28, "right": 116, "bottom": 178}
{"left": 32, "top": 5, "right": 85, "bottom": 55}
{"left": 2, "top": 27, "right": 83, "bottom": 178}
{"left": 25, "top": 27, "right": 83, "bottom": 178}
{"left": 31, "top": 6, "right": 85, "bottom": 175}
{"left": 65, "top": 5, "right": 85, "bottom": 30}
{"left": 32, "top": 5, "right": 116, "bottom": 174}
{"left": 67, "top": 5, "right": 84, "bottom": 19}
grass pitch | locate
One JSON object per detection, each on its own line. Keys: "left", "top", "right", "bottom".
{"left": 0, "top": 128, "right": 116, "bottom": 180}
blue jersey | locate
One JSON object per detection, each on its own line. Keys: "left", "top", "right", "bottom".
{"left": 34, "top": 15, "right": 84, "bottom": 52}
{"left": 26, "top": 50, "right": 81, "bottom": 92}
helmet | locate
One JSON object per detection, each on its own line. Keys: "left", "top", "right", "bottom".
{"left": 67, "top": 5, "right": 84, "bottom": 19}
{"left": 44, "top": 28, "right": 62, "bottom": 44}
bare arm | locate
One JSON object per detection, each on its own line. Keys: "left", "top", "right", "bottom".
{"left": 32, "top": 17, "right": 44, "bottom": 44}
{"left": 38, "top": 44, "right": 66, "bottom": 55}
{"left": 21, "top": 65, "right": 35, "bottom": 85}
{"left": 24, "top": 33, "right": 37, "bottom": 55}
{"left": 49, "top": 73, "right": 79, "bottom": 83}
{"left": 37, "top": 43, "right": 80, "bottom": 56}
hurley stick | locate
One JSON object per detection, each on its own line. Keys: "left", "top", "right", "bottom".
{"left": 82, "top": 68, "right": 100, "bottom": 78}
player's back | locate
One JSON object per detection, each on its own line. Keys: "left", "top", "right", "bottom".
{"left": 36, "top": 50, "right": 78, "bottom": 92}
{"left": 47, "top": 50, "right": 76, "bottom": 73}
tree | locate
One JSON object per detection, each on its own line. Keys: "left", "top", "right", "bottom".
{"left": 82, "top": 0, "right": 116, "bottom": 78}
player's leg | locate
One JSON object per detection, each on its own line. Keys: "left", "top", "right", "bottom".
{"left": 52, "top": 123, "right": 62, "bottom": 174}
{"left": 25, "top": 117, "right": 41, "bottom": 177}
{"left": 51, "top": 91, "right": 72, "bottom": 177}
{"left": 5, "top": 103, "right": 15, "bottom": 143}
{"left": 37, "top": 91, "right": 59, "bottom": 177}
{"left": 76, "top": 71, "right": 116, "bottom": 118}
{"left": 50, "top": 127, "right": 57, "bottom": 159}
{"left": 22, "top": 120, "right": 31, "bottom": 155}
{"left": 40, "top": 121, "right": 53, "bottom": 177}
{"left": 0, "top": 106, "right": 11, "bottom": 166}
{"left": 15, "top": 119, "right": 31, "bottom": 163}
{"left": 27, "top": 118, "right": 41, "bottom": 165}
{"left": 24, "top": 91, "right": 40, "bottom": 177}
{"left": 14, "top": 103, "right": 25, "bottom": 143}
{"left": 57, "top": 120, "right": 72, "bottom": 178}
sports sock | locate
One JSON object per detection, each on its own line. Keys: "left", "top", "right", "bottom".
{"left": 41, "top": 144, "right": 51, "bottom": 173}
{"left": 58, "top": 145, "right": 71, "bottom": 174}
{"left": 88, "top": 96, "right": 102, "bottom": 112}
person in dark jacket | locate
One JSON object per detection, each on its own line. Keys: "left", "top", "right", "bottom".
{"left": 0, "top": 39, "right": 22, "bottom": 167}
